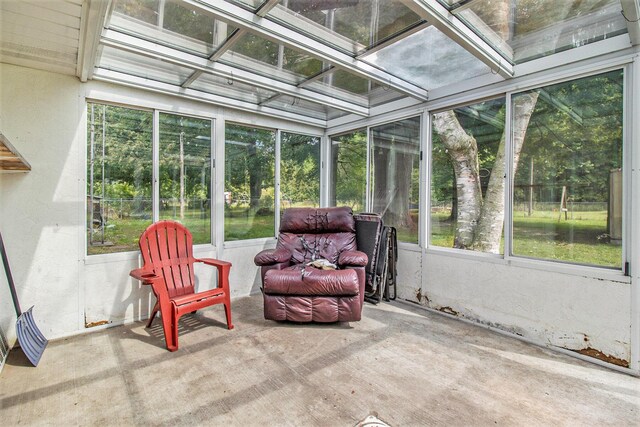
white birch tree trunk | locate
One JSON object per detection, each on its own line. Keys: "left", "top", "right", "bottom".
{"left": 433, "top": 93, "right": 539, "bottom": 253}
{"left": 472, "top": 91, "right": 539, "bottom": 252}
{"left": 433, "top": 110, "right": 483, "bottom": 249}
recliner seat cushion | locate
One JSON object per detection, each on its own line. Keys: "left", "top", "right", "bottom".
{"left": 263, "top": 265, "right": 359, "bottom": 296}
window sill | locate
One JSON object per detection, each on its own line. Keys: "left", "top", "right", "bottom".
{"left": 84, "top": 243, "right": 218, "bottom": 265}
{"left": 84, "top": 250, "right": 139, "bottom": 265}
{"left": 425, "top": 246, "right": 629, "bottom": 283}
{"left": 397, "top": 242, "right": 421, "bottom": 252}
{"left": 224, "top": 237, "right": 277, "bottom": 249}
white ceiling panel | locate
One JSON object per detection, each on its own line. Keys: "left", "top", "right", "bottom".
{"left": 0, "top": 0, "right": 83, "bottom": 76}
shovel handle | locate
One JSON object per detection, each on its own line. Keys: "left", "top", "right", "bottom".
{"left": 0, "top": 232, "right": 22, "bottom": 317}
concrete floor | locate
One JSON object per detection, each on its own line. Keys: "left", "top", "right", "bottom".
{"left": 1, "top": 295, "right": 639, "bottom": 426}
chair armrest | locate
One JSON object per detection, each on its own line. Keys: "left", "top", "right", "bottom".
{"left": 130, "top": 267, "right": 168, "bottom": 299}
{"left": 338, "top": 250, "right": 368, "bottom": 267}
{"left": 254, "top": 248, "right": 292, "bottom": 266}
{"left": 197, "top": 258, "right": 232, "bottom": 268}
{"left": 196, "top": 258, "right": 232, "bottom": 292}
{"left": 130, "top": 267, "right": 161, "bottom": 284}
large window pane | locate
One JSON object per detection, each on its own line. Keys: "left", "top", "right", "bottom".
{"left": 225, "top": 124, "right": 275, "bottom": 241}
{"left": 280, "top": 132, "right": 320, "bottom": 209}
{"left": 330, "top": 130, "right": 367, "bottom": 212}
{"left": 159, "top": 114, "right": 211, "bottom": 244}
{"left": 431, "top": 97, "right": 506, "bottom": 253}
{"left": 512, "top": 70, "right": 623, "bottom": 268}
{"left": 87, "top": 104, "right": 152, "bottom": 255}
{"left": 370, "top": 117, "right": 421, "bottom": 243}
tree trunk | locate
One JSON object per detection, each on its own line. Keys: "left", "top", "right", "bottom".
{"left": 472, "top": 92, "right": 539, "bottom": 252}
{"left": 433, "top": 110, "right": 482, "bottom": 249}
{"left": 248, "top": 144, "right": 262, "bottom": 209}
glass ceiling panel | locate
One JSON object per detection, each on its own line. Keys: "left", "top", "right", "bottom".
{"left": 190, "top": 73, "right": 278, "bottom": 104}
{"left": 455, "top": 0, "right": 627, "bottom": 64}
{"left": 219, "top": 32, "right": 325, "bottom": 85}
{"left": 263, "top": 95, "right": 349, "bottom": 121}
{"left": 303, "top": 74, "right": 369, "bottom": 107}
{"left": 110, "top": 0, "right": 237, "bottom": 57}
{"left": 329, "top": 69, "right": 370, "bottom": 95}
{"left": 363, "top": 26, "right": 492, "bottom": 90}
{"left": 98, "top": 45, "right": 194, "bottom": 86}
{"left": 269, "top": 0, "right": 423, "bottom": 54}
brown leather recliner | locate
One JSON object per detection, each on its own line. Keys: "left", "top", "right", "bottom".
{"left": 254, "top": 207, "right": 368, "bottom": 322}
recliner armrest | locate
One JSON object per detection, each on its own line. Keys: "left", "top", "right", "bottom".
{"left": 338, "top": 250, "right": 368, "bottom": 267}
{"left": 254, "top": 248, "right": 292, "bottom": 266}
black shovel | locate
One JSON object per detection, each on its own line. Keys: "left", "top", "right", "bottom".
{"left": 0, "top": 232, "right": 48, "bottom": 366}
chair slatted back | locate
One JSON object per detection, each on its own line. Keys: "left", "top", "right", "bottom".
{"left": 138, "top": 221, "right": 196, "bottom": 298}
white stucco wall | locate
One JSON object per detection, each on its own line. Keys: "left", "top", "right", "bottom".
{"left": 0, "top": 63, "right": 636, "bottom": 372}
{"left": 1, "top": 64, "right": 84, "bottom": 339}
{"left": 394, "top": 251, "right": 632, "bottom": 367}
{"left": 0, "top": 183, "right": 15, "bottom": 353}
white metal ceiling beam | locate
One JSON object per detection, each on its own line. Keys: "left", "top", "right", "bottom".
{"left": 101, "top": 29, "right": 369, "bottom": 115}
{"left": 266, "top": 5, "right": 367, "bottom": 55}
{"left": 182, "top": 28, "right": 246, "bottom": 88}
{"left": 210, "top": 28, "right": 246, "bottom": 61}
{"left": 255, "top": 0, "right": 280, "bottom": 17}
{"left": 77, "top": 0, "right": 111, "bottom": 82}
{"left": 621, "top": 0, "right": 640, "bottom": 45}
{"left": 92, "top": 68, "right": 326, "bottom": 127}
{"left": 450, "top": 0, "right": 484, "bottom": 15}
{"left": 259, "top": 94, "right": 282, "bottom": 106}
{"left": 179, "top": 0, "right": 430, "bottom": 100}
{"left": 405, "top": 0, "right": 514, "bottom": 78}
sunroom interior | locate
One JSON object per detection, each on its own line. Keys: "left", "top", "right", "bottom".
{"left": 1, "top": 0, "right": 640, "bottom": 423}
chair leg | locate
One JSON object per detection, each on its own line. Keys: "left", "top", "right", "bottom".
{"left": 146, "top": 302, "right": 159, "bottom": 328}
{"left": 217, "top": 263, "right": 234, "bottom": 330}
{"left": 171, "top": 311, "right": 179, "bottom": 351}
{"left": 159, "top": 302, "right": 177, "bottom": 352}
{"left": 224, "top": 300, "right": 234, "bottom": 330}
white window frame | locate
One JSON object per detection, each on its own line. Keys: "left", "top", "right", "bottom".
{"left": 423, "top": 64, "right": 631, "bottom": 281}
{"left": 328, "top": 113, "right": 424, "bottom": 248}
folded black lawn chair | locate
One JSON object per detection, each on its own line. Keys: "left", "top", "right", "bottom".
{"left": 354, "top": 213, "right": 398, "bottom": 304}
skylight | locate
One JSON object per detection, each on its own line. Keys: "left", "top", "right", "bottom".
{"left": 91, "top": 0, "right": 630, "bottom": 124}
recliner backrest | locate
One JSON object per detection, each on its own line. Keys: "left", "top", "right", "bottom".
{"left": 277, "top": 207, "right": 357, "bottom": 264}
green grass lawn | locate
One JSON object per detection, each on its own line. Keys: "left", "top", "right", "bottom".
{"left": 89, "top": 207, "right": 621, "bottom": 268}
{"left": 87, "top": 209, "right": 211, "bottom": 255}
{"left": 431, "top": 210, "right": 621, "bottom": 268}
{"left": 225, "top": 209, "right": 275, "bottom": 241}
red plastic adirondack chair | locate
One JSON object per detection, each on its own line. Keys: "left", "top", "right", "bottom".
{"left": 130, "top": 220, "right": 233, "bottom": 351}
